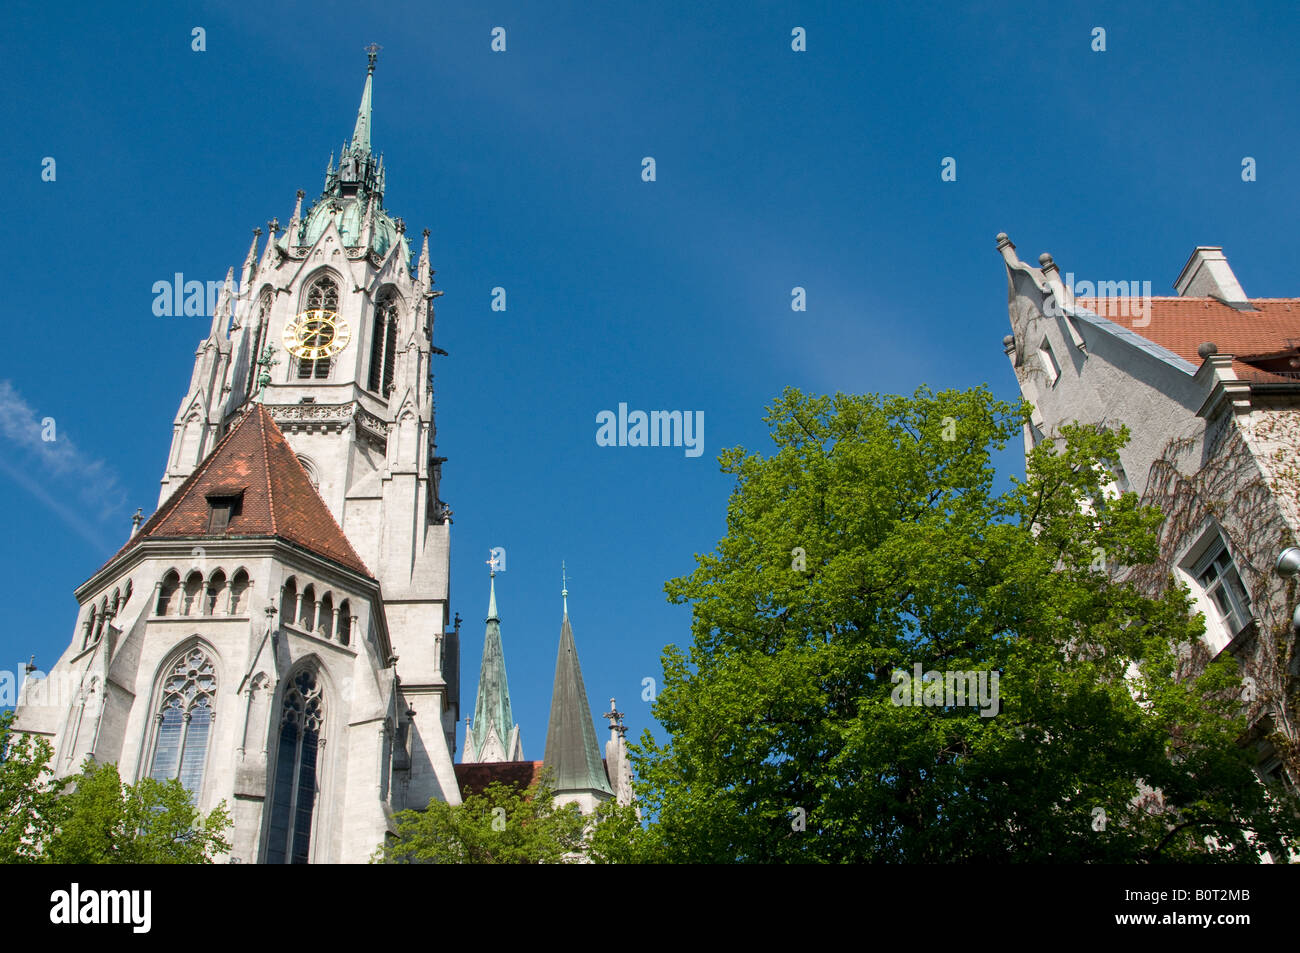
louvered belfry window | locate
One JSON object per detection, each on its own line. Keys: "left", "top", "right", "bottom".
{"left": 297, "top": 276, "right": 339, "bottom": 380}
{"left": 368, "top": 291, "right": 399, "bottom": 396}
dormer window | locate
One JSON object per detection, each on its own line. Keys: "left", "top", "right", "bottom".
{"left": 206, "top": 488, "right": 245, "bottom": 534}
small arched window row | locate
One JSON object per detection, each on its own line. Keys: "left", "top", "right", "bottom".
{"left": 155, "top": 567, "right": 252, "bottom": 617}
{"left": 81, "top": 580, "right": 134, "bottom": 650}
{"left": 278, "top": 576, "right": 355, "bottom": 646}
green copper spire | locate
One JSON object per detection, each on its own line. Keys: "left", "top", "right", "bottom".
{"left": 352, "top": 43, "right": 379, "bottom": 154}
{"left": 467, "top": 568, "right": 521, "bottom": 762}
{"left": 543, "top": 571, "right": 614, "bottom": 798}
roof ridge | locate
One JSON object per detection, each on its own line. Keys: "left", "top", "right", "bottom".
{"left": 257, "top": 407, "right": 371, "bottom": 575}
{"left": 121, "top": 407, "right": 253, "bottom": 549}
{"left": 257, "top": 406, "right": 277, "bottom": 536}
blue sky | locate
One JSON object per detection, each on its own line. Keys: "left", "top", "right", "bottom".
{"left": 3, "top": 1, "right": 1299, "bottom": 759}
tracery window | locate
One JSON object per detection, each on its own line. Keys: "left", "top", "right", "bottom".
{"left": 265, "top": 669, "right": 324, "bottom": 864}
{"left": 296, "top": 275, "right": 338, "bottom": 380}
{"left": 147, "top": 647, "right": 217, "bottom": 796}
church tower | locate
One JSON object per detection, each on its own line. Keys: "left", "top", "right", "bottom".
{"left": 462, "top": 571, "right": 523, "bottom": 762}
{"left": 13, "top": 50, "right": 461, "bottom": 863}
{"left": 542, "top": 571, "right": 615, "bottom": 812}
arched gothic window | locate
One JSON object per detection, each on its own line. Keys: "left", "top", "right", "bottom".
{"left": 206, "top": 570, "right": 226, "bottom": 616}
{"left": 300, "top": 585, "right": 317, "bottom": 632}
{"left": 157, "top": 571, "right": 180, "bottom": 616}
{"left": 147, "top": 647, "right": 217, "bottom": 795}
{"left": 266, "top": 669, "right": 324, "bottom": 864}
{"left": 182, "top": 572, "right": 203, "bottom": 616}
{"left": 338, "top": 600, "right": 352, "bottom": 647}
{"left": 368, "top": 290, "right": 399, "bottom": 396}
{"left": 297, "top": 275, "right": 338, "bottom": 380}
{"left": 92, "top": 598, "right": 108, "bottom": 643}
{"left": 83, "top": 608, "right": 97, "bottom": 650}
{"left": 319, "top": 592, "right": 334, "bottom": 640}
{"left": 229, "top": 569, "right": 250, "bottom": 615}
{"left": 281, "top": 578, "right": 298, "bottom": 627}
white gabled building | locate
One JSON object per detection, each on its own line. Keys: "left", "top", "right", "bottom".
{"left": 997, "top": 233, "right": 1300, "bottom": 788}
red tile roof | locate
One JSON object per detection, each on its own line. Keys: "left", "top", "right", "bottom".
{"left": 1075, "top": 296, "right": 1300, "bottom": 381}
{"left": 113, "top": 404, "right": 371, "bottom": 576}
{"left": 453, "top": 759, "right": 616, "bottom": 800}
{"left": 454, "top": 761, "right": 546, "bottom": 798}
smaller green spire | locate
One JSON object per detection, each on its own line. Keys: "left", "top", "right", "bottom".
{"left": 351, "top": 44, "right": 380, "bottom": 154}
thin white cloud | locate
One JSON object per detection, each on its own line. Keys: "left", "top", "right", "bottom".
{"left": 0, "top": 380, "right": 126, "bottom": 547}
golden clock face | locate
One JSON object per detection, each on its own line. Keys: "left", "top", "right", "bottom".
{"left": 283, "top": 309, "right": 351, "bottom": 360}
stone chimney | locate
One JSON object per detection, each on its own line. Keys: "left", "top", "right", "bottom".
{"left": 1175, "top": 247, "right": 1251, "bottom": 308}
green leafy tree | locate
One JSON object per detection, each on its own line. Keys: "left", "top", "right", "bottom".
{"left": 44, "top": 761, "right": 231, "bottom": 864}
{"left": 1, "top": 710, "right": 231, "bottom": 863}
{"left": 0, "top": 710, "right": 69, "bottom": 862}
{"left": 587, "top": 799, "right": 654, "bottom": 864}
{"left": 637, "top": 385, "right": 1300, "bottom": 862}
{"left": 376, "top": 769, "right": 587, "bottom": 864}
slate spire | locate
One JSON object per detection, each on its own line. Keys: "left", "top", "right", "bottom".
{"left": 543, "top": 570, "right": 614, "bottom": 800}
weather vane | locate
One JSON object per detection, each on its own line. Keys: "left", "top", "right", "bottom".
{"left": 365, "top": 42, "right": 382, "bottom": 72}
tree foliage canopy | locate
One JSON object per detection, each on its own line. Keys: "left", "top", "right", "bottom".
{"left": 376, "top": 769, "right": 588, "bottom": 864}
{"left": 632, "top": 385, "right": 1300, "bottom": 862}
{"left": 0, "top": 710, "right": 231, "bottom": 864}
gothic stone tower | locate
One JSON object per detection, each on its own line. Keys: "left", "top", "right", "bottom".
{"left": 12, "top": 52, "right": 461, "bottom": 863}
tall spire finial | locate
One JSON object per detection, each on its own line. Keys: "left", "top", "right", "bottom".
{"left": 351, "top": 45, "right": 379, "bottom": 153}
{"left": 486, "top": 559, "right": 500, "bottom": 622}
{"left": 561, "top": 560, "right": 569, "bottom": 616}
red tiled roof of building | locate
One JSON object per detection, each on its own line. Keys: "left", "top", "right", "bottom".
{"left": 454, "top": 761, "right": 546, "bottom": 798}
{"left": 1075, "top": 296, "right": 1300, "bottom": 381}
{"left": 112, "top": 404, "right": 371, "bottom": 576}
{"left": 453, "top": 759, "right": 616, "bottom": 800}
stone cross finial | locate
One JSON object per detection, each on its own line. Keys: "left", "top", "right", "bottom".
{"left": 365, "top": 42, "right": 382, "bottom": 72}
{"left": 131, "top": 507, "right": 144, "bottom": 532}
{"left": 268, "top": 218, "right": 280, "bottom": 235}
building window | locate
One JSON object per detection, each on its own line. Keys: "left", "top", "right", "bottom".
{"left": 1193, "top": 536, "right": 1252, "bottom": 638}
{"left": 205, "top": 571, "right": 226, "bottom": 615}
{"left": 157, "top": 571, "right": 180, "bottom": 616}
{"left": 265, "top": 669, "right": 324, "bottom": 864}
{"left": 229, "top": 569, "right": 250, "bottom": 615}
{"left": 296, "top": 276, "right": 338, "bottom": 380}
{"left": 206, "top": 491, "right": 242, "bottom": 533}
{"left": 368, "top": 290, "right": 399, "bottom": 397}
{"left": 182, "top": 572, "right": 204, "bottom": 616}
{"left": 281, "top": 578, "right": 298, "bottom": 626}
{"left": 1039, "top": 337, "right": 1061, "bottom": 387}
{"left": 147, "top": 647, "right": 216, "bottom": 796}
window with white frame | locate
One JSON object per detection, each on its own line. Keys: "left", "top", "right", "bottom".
{"left": 1192, "top": 536, "right": 1253, "bottom": 638}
